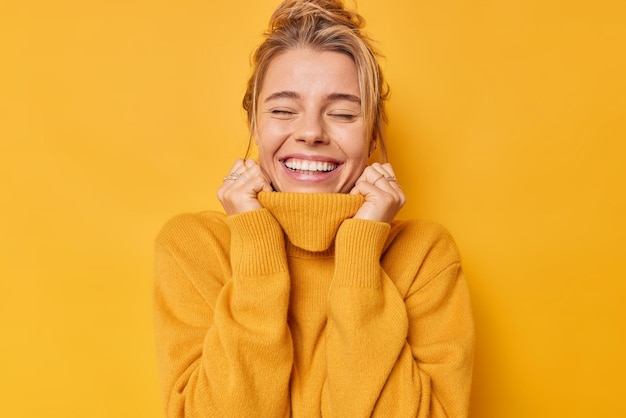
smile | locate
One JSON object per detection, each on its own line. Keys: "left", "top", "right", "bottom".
{"left": 283, "top": 158, "right": 338, "bottom": 173}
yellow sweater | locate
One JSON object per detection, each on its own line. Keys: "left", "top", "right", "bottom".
{"left": 154, "top": 192, "right": 474, "bottom": 417}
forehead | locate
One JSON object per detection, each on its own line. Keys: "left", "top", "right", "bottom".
{"left": 261, "top": 48, "right": 360, "bottom": 98}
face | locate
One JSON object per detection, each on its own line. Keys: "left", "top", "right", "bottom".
{"left": 255, "top": 47, "right": 370, "bottom": 193}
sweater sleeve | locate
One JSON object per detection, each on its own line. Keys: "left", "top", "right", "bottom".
{"left": 154, "top": 210, "right": 293, "bottom": 418}
{"left": 323, "top": 219, "right": 474, "bottom": 417}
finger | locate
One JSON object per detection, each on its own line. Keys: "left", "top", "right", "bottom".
{"left": 222, "top": 159, "right": 246, "bottom": 183}
{"left": 353, "top": 166, "right": 390, "bottom": 193}
{"left": 224, "top": 160, "right": 270, "bottom": 194}
{"left": 246, "top": 159, "right": 275, "bottom": 190}
{"left": 359, "top": 165, "right": 387, "bottom": 184}
{"left": 379, "top": 163, "right": 406, "bottom": 204}
{"left": 223, "top": 159, "right": 259, "bottom": 184}
{"left": 366, "top": 165, "right": 397, "bottom": 193}
{"left": 371, "top": 162, "right": 401, "bottom": 191}
{"left": 229, "top": 158, "right": 246, "bottom": 175}
{"left": 240, "top": 160, "right": 270, "bottom": 185}
{"left": 380, "top": 163, "right": 398, "bottom": 183}
{"left": 371, "top": 162, "right": 395, "bottom": 179}
{"left": 350, "top": 179, "right": 365, "bottom": 195}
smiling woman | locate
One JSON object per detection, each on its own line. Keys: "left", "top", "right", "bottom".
{"left": 256, "top": 48, "right": 368, "bottom": 194}
{"left": 153, "top": 0, "right": 474, "bottom": 417}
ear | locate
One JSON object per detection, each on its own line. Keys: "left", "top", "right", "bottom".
{"left": 368, "top": 139, "right": 377, "bottom": 157}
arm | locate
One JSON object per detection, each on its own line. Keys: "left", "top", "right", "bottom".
{"left": 323, "top": 219, "right": 474, "bottom": 417}
{"left": 154, "top": 210, "right": 293, "bottom": 417}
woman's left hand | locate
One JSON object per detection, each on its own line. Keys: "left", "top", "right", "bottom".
{"left": 350, "top": 163, "right": 406, "bottom": 223}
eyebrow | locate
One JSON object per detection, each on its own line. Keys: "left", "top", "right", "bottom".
{"left": 327, "top": 93, "right": 361, "bottom": 104}
{"left": 264, "top": 91, "right": 361, "bottom": 104}
{"left": 264, "top": 91, "right": 301, "bottom": 102}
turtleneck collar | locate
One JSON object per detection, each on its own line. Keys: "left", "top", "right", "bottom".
{"left": 257, "top": 192, "right": 364, "bottom": 253}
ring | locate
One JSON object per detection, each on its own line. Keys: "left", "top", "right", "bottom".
{"left": 223, "top": 172, "right": 241, "bottom": 181}
{"left": 386, "top": 176, "right": 397, "bottom": 182}
{"left": 372, "top": 174, "right": 385, "bottom": 186}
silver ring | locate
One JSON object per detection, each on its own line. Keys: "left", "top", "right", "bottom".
{"left": 372, "top": 174, "right": 385, "bottom": 186}
{"left": 386, "top": 176, "right": 397, "bottom": 182}
{"left": 223, "top": 172, "right": 241, "bottom": 181}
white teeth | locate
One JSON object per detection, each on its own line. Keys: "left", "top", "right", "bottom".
{"left": 284, "top": 159, "right": 337, "bottom": 172}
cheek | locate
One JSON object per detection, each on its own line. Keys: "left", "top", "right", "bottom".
{"left": 257, "top": 119, "right": 289, "bottom": 149}
{"left": 338, "top": 127, "right": 368, "bottom": 159}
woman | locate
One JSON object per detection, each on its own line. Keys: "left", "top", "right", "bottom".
{"left": 154, "top": 0, "right": 474, "bottom": 416}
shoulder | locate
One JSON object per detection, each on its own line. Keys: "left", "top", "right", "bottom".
{"left": 154, "top": 211, "right": 232, "bottom": 296}
{"left": 382, "top": 219, "right": 462, "bottom": 289}
{"left": 155, "top": 210, "right": 229, "bottom": 256}
{"left": 388, "top": 218, "right": 460, "bottom": 260}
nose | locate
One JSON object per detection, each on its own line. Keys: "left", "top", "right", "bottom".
{"left": 294, "top": 113, "right": 329, "bottom": 145}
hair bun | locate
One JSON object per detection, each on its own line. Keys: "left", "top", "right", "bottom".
{"left": 268, "top": 0, "right": 365, "bottom": 34}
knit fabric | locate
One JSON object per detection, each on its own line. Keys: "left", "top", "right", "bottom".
{"left": 154, "top": 192, "right": 474, "bottom": 417}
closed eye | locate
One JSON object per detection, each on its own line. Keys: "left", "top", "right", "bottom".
{"left": 270, "top": 109, "right": 297, "bottom": 119}
{"left": 329, "top": 113, "right": 360, "bottom": 121}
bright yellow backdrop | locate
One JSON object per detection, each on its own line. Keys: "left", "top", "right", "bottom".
{"left": 1, "top": 0, "right": 624, "bottom": 417}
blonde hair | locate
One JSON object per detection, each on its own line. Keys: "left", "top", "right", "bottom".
{"left": 242, "top": 0, "right": 389, "bottom": 161}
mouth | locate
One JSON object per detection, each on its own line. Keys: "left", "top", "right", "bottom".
{"left": 282, "top": 157, "right": 340, "bottom": 174}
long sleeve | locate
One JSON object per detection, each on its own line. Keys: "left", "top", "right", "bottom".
{"left": 323, "top": 218, "right": 474, "bottom": 417}
{"left": 154, "top": 210, "right": 294, "bottom": 417}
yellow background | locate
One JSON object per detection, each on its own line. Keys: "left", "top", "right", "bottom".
{"left": 1, "top": 0, "right": 624, "bottom": 416}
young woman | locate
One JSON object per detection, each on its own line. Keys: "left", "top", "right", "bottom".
{"left": 154, "top": 1, "right": 474, "bottom": 416}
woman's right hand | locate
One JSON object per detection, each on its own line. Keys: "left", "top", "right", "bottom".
{"left": 217, "top": 159, "right": 274, "bottom": 215}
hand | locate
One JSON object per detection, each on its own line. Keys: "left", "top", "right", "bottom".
{"left": 350, "top": 163, "right": 406, "bottom": 223}
{"left": 217, "top": 159, "right": 273, "bottom": 215}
